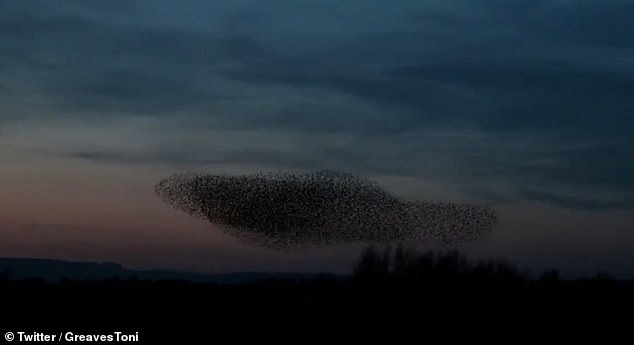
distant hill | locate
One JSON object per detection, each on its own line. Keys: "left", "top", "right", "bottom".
{"left": 0, "top": 257, "right": 329, "bottom": 283}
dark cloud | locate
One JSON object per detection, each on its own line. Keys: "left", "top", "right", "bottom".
{"left": 220, "top": 40, "right": 634, "bottom": 135}
{"left": 506, "top": 1, "right": 634, "bottom": 49}
{"left": 521, "top": 190, "right": 634, "bottom": 211}
{"left": 1, "top": 0, "right": 633, "bottom": 210}
{"left": 517, "top": 140, "right": 634, "bottom": 189}
{"left": 66, "top": 149, "right": 323, "bottom": 169}
{"left": 0, "top": 4, "right": 275, "bottom": 117}
{"left": 50, "top": 69, "right": 213, "bottom": 114}
{"left": 390, "top": 60, "right": 634, "bottom": 94}
{"left": 403, "top": 0, "right": 634, "bottom": 49}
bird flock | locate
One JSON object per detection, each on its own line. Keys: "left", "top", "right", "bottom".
{"left": 155, "top": 170, "right": 498, "bottom": 250}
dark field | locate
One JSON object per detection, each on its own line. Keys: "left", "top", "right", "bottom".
{"left": 1, "top": 248, "right": 631, "bottom": 343}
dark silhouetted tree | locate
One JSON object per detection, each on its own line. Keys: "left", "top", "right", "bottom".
{"left": 353, "top": 245, "right": 391, "bottom": 282}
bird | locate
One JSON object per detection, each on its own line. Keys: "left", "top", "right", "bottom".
{"left": 155, "top": 170, "right": 497, "bottom": 250}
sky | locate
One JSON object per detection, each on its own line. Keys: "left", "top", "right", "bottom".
{"left": 1, "top": 0, "right": 633, "bottom": 278}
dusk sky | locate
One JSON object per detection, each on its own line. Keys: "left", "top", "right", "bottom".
{"left": 1, "top": 0, "right": 632, "bottom": 277}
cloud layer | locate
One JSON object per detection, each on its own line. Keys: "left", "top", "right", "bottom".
{"left": 1, "top": 0, "right": 633, "bottom": 209}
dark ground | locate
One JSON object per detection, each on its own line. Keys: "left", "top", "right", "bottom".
{"left": 1, "top": 248, "right": 631, "bottom": 343}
